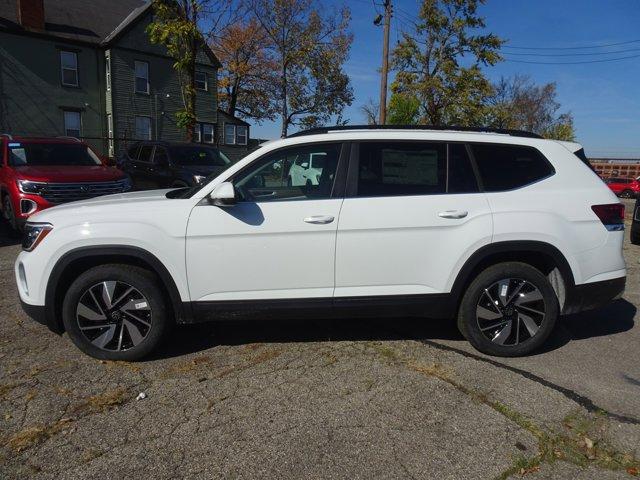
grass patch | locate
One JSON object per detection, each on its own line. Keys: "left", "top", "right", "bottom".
{"left": 72, "top": 388, "right": 128, "bottom": 415}
{"left": 5, "top": 418, "right": 73, "bottom": 452}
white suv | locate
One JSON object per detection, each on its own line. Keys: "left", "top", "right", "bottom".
{"left": 15, "top": 127, "right": 626, "bottom": 360}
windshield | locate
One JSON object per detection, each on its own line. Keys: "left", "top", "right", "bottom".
{"left": 169, "top": 146, "right": 231, "bottom": 166}
{"left": 8, "top": 143, "right": 102, "bottom": 167}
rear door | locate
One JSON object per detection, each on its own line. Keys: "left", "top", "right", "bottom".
{"left": 335, "top": 141, "right": 492, "bottom": 301}
{"left": 131, "top": 144, "right": 156, "bottom": 190}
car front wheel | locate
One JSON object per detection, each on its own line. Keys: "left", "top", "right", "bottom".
{"left": 457, "top": 262, "right": 559, "bottom": 357}
{"left": 62, "top": 264, "right": 170, "bottom": 360}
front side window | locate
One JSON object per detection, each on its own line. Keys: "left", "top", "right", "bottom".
{"left": 224, "top": 124, "right": 236, "bottom": 145}
{"left": 63, "top": 111, "right": 81, "bottom": 137}
{"left": 127, "top": 144, "right": 140, "bottom": 159}
{"left": 356, "top": 142, "right": 446, "bottom": 197}
{"left": 154, "top": 147, "right": 169, "bottom": 165}
{"left": 138, "top": 145, "right": 153, "bottom": 163}
{"left": 195, "top": 71, "right": 207, "bottom": 91}
{"left": 134, "top": 61, "right": 149, "bottom": 94}
{"left": 234, "top": 144, "right": 341, "bottom": 202}
{"left": 135, "top": 116, "right": 151, "bottom": 140}
{"left": 60, "top": 51, "right": 78, "bottom": 86}
{"left": 8, "top": 143, "right": 101, "bottom": 166}
{"left": 472, "top": 144, "right": 554, "bottom": 192}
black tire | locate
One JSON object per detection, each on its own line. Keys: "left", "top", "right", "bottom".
{"left": 2, "top": 195, "right": 18, "bottom": 232}
{"left": 62, "top": 264, "right": 170, "bottom": 361}
{"left": 457, "top": 262, "right": 559, "bottom": 357}
{"left": 620, "top": 189, "right": 634, "bottom": 199}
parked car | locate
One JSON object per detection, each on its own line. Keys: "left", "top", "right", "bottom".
{"left": 631, "top": 198, "right": 640, "bottom": 245}
{"left": 118, "top": 141, "right": 232, "bottom": 190}
{"left": 603, "top": 177, "right": 640, "bottom": 198}
{"left": 16, "top": 126, "right": 626, "bottom": 360}
{"left": 288, "top": 152, "right": 328, "bottom": 186}
{"left": 0, "top": 134, "right": 131, "bottom": 231}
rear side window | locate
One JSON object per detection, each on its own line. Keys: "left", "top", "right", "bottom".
{"left": 472, "top": 144, "right": 554, "bottom": 192}
{"left": 127, "top": 144, "right": 140, "bottom": 159}
{"left": 357, "top": 142, "right": 446, "bottom": 197}
{"left": 448, "top": 143, "right": 479, "bottom": 193}
{"left": 138, "top": 145, "right": 153, "bottom": 163}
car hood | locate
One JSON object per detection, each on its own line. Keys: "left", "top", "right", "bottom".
{"left": 13, "top": 165, "right": 126, "bottom": 183}
{"left": 28, "top": 189, "right": 178, "bottom": 224}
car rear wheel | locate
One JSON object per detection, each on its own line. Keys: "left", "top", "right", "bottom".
{"left": 620, "top": 189, "right": 634, "bottom": 198}
{"left": 62, "top": 264, "right": 170, "bottom": 360}
{"left": 457, "top": 262, "right": 559, "bottom": 357}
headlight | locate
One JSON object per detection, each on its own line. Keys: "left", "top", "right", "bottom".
{"left": 193, "top": 175, "right": 206, "bottom": 185}
{"left": 17, "top": 179, "right": 45, "bottom": 194}
{"left": 22, "top": 223, "right": 53, "bottom": 251}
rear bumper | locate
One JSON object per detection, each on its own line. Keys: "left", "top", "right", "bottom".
{"left": 562, "top": 276, "right": 626, "bottom": 315}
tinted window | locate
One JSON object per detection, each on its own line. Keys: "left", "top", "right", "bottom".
{"left": 8, "top": 143, "right": 101, "bottom": 166}
{"left": 472, "top": 144, "right": 554, "bottom": 191}
{"left": 448, "top": 143, "right": 479, "bottom": 193}
{"left": 169, "top": 146, "right": 230, "bottom": 166}
{"left": 138, "top": 145, "right": 153, "bottom": 163}
{"left": 154, "top": 147, "right": 169, "bottom": 165}
{"left": 234, "top": 144, "right": 341, "bottom": 202}
{"left": 127, "top": 144, "right": 140, "bottom": 159}
{"left": 357, "top": 142, "right": 446, "bottom": 197}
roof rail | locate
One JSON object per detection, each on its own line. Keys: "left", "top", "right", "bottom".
{"left": 56, "top": 136, "right": 82, "bottom": 142}
{"left": 0, "top": 133, "right": 13, "bottom": 140}
{"left": 287, "top": 124, "right": 544, "bottom": 139}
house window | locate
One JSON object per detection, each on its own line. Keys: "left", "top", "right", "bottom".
{"left": 202, "top": 124, "right": 214, "bottom": 143}
{"left": 195, "top": 71, "right": 207, "bottom": 91}
{"left": 135, "top": 116, "right": 151, "bottom": 140}
{"left": 63, "top": 111, "right": 81, "bottom": 137}
{"left": 236, "top": 125, "right": 248, "bottom": 145}
{"left": 107, "top": 114, "right": 114, "bottom": 157}
{"left": 134, "top": 61, "right": 149, "bottom": 94}
{"left": 106, "top": 54, "right": 111, "bottom": 91}
{"left": 60, "top": 51, "right": 78, "bottom": 86}
{"left": 224, "top": 124, "right": 236, "bottom": 145}
{"left": 194, "top": 124, "right": 201, "bottom": 143}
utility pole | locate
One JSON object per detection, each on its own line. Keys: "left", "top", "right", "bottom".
{"left": 378, "top": 0, "right": 392, "bottom": 125}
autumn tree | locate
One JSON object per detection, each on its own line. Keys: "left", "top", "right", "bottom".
{"left": 390, "top": 0, "right": 503, "bottom": 126}
{"left": 487, "top": 74, "right": 575, "bottom": 141}
{"left": 211, "top": 19, "right": 277, "bottom": 122}
{"left": 249, "top": 0, "right": 354, "bottom": 136}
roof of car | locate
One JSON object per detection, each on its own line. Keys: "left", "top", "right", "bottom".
{"left": 0, "top": 135, "right": 84, "bottom": 144}
{"left": 288, "top": 125, "right": 544, "bottom": 139}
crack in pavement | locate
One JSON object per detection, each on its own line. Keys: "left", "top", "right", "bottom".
{"left": 420, "top": 339, "right": 640, "bottom": 426}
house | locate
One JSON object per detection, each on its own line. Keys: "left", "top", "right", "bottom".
{"left": 589, "top": 158, "right": 640, "bottom": 179}
{"left": 0, "top": 0, "right": 251, "bottom": 159}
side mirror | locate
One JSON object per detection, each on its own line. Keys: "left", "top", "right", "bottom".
{"left": 209, "top": 181, "right": 236, "bottom": 207}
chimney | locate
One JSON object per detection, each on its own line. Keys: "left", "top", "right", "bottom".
{"left": 17, "top": 0, "right": 45, "bottom": 30}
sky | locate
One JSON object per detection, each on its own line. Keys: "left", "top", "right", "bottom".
{"left": 250, "top": 0, "right": 640, "bottom": 158}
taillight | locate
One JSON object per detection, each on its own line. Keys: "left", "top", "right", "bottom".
{"left": 591, "top": 203, "right": 625, "bottom": 231}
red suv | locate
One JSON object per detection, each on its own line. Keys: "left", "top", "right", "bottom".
{"left": 0, "top": 135, "right": 131, "bottom": 230}
{"left": 603, "top": 177, "right": 640, "bottom": 198}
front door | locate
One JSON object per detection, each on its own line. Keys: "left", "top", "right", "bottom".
{"left": 186, "top": 142, "right": 347, "bottom": 303}
{"left": 335, "top": 141, "right": 493, "bottom": 301}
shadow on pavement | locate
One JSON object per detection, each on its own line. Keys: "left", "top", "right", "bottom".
{"left": 152, "top": 299, "right": 636, "bottom": 360}
{"left": 0, "top": 222, "right": 21, "bottom": 247}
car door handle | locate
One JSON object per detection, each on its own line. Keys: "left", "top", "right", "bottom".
{"left": 304, "top": 215, "right": 335, "bottom": 224}
{"left": 438, "top": 210, "right": 468, "bottom": 219}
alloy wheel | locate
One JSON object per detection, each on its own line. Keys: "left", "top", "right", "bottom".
{"left": 76, "top": 281, "right": 152, "bottom": 351}
{"left": 476, "top": 278, "right": 546, "bottom": 346}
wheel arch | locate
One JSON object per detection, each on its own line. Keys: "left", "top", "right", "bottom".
{"left": 449, "top": 241, "right": 576, "bottom": 313}
{"left": 45, "top": 245, "right": 192, "bottom": 333}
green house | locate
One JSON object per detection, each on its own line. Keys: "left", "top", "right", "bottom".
{"left": 0, "top": 0, "right": 251, "bottom": 159}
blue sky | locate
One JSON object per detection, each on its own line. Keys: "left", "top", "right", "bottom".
{"left": 250, "top": 0, "right": 640, "bottom": 158}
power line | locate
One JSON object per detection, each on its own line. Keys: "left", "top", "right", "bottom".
{"left": 503, "top": 47, "right": 640, "bottom": 57}
{"left": 504, "top": 53, "right": 640, "bottom": 65}
{"left": 503, "top": 39, "right": 640, "bottom": 50}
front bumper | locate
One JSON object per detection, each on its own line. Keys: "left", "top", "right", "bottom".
{"left": 562, "top": 276, "right": 626, "bottom": 315}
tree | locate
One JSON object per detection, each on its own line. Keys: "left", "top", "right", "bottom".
{"left": 147, "top": 0, "right": 205, "bottom": 141}
{"left": 249, "top": 0, "right": 354, "bottom": 137}
{"left": 360, "top": 99, "right": 379, "bottom": 125}
{"left": 487, "top": 75, "right": 575, "bottom": 141}
{"left": 211, "top": 19, "right": 278, "bottom": 122}
{"left": 387, "top": 92, "right": 420, "bottom": 125}
{"left": 390, "top": 0, "right": 503, "bottom": 126}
